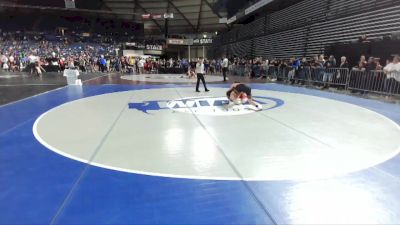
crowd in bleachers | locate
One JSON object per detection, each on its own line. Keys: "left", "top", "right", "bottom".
{"left": 0, "top": 30, "right": 215, "bottom": 76}
{"left": 0, "top": 30, "right": 122, "bottom": 75}
{"left": 0, "top": 32, "right": 165, "bottom": 75}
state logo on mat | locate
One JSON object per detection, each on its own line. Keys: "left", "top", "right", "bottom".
{"left": 128, "top": 96, "right": 284, "bottom": 116}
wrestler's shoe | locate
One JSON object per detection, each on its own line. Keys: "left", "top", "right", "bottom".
{"left": 248, "top": 102, "right": 262, "bottom": 111}
{"left": 254, "top": 103, "right": 263, "bottom": 111}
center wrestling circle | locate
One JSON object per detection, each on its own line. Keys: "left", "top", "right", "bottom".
{"left": 33, "top": 87, "right": 400, "bottom": 180}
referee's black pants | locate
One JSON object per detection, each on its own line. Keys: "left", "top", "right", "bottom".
{"left": 196, "top": 73, "right": 208, "bottom": 91}
{"left": 222, "top": 67, "right": 228, "bottom": 81}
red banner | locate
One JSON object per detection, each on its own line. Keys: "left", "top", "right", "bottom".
{"left": 142, "top": 14, "right": 151, "bottom": 19}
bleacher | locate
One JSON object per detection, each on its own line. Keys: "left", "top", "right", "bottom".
{"left": 228, "top": 40, "right": 252, "bottom": 58}
{"left": 307, "top": 5, "right": 400, "bottom": 57}
{"left": 267, "top": 0, "right": 326, "bottom": 32}
{"left": 263, "top": 27, "right": 307, "bottom": 59}
{"left": 326, "top": 0, "right": 395, "bottom": 19}
{"left": 237, "top": 17, "right": 265, "bottom": 40}
{"left": 211, "top": 0, "right": 399, "bottom": 59}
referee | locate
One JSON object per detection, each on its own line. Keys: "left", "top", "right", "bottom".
{"left": 222, "top": 56, "right": 229, "bottom": 82}
{"left": 195, "top": 58, "right": 210, "bottom": 92}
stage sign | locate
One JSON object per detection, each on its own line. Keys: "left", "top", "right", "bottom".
{"left": 193, "top": 38, "right": 213, "bottom": 45}
{"left": 146, "top": 44, "right": 163, "bottom": 51}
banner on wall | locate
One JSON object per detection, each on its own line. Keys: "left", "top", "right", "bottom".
{"left": 145, "top": 44, "right": 163, "bottom": 51}
{"left": 167, "top": 38, "right": 212, "bottom": 46}
{"left": 125, "top": 42, "right": 163, "bottom": 51}
{"left": 167, "top": 39, "right": 193, "bottom": 45}
{"left": 193, "top": 38, "right": 213, "bottom": 45}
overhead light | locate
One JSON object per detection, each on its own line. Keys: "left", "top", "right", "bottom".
{"left": 215, "top": 31, "right": 218, "bottom": 35}
{"left": 203, "top": 34, "right": 207, "bottom": 38}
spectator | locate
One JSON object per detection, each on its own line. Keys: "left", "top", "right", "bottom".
{"left": 366, "top": 57, "right": 376, "bottom": 72}
{"left": 375, "top": 58, "right": 383, "bottom": 70}
{"left": 383, "top": 55, "right": 400, "bottom": 95}
{"left": 1, "top": 53, "right": 9, "bottom": 71}
{"left": 138, "top": 58, "right": 145, "bottom": 74}
{"left": 297, "top": 57, "right": 309, "bottom": 85}
{"left": 354, "top": 55, "right": 367, "bottom": 71}
{"left": 331, "top": 56, "right": 350, "bottom": 86}
{"left": 99, "top": 55, "right": 106, "bottom": 72}
{"left": 384, "top": 55, "right": 400, "bottom": 82}
{"left": 339, "top": 56, "right": 349, "bottom": 69}
{"left": 358, "top": 34, "right": 370, "bottom": 43}
{"left": 322, "top": 55, "right": 336, "bottom": 88}
{"left": 312, "top": 55, "right": 323, "bottom": 68}
{"left": 289, "top": 57, "right": 301, "bottom": 83}
{"left": 34, "top": 60, "right": 46, "bottom": 76}
{"left": 319, "top": 54, "right": 326, "bottom": 65}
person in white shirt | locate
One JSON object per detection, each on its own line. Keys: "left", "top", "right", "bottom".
{"left": 384, "top": 55, "right": 400, "bottom": 82}
{"left": 1, "top": 54, "right": 8, "bottom": 71}
{"left": 195, "top": 58, "right": 210, "bottom": 92}
{"left": 383, "top": 55, "right": 400, "bottom": 94}
{"left": 138, "top": 58, "right": 145, "bottom": 74}
{"left": 9, "top": 55, "right": 15, "bottom": 72}
{"left": 222, "top": 56, "right": 229, "bottom": 82}
{"left": 28, "top": 54, "right": 37, "bottom": 63}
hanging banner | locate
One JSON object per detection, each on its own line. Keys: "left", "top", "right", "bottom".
{"left": 164, "top": 13, "right": 174, "bottom": 19}
{"left": 167, "top": 38, "right": 193, "bottom": 45}
{"left": 125, "top": 42, "right": 163, "bottom": 51}
{"left": 152, "top": 14, "right": 162, "bottom": 19}
{"left": 65, "top": 0, "right": 75, "bottom": 8}
{"left": 219, "top": 18, "right": 227, "bottom": 24}
{"left": 142, "top": 14, "right": 151, "bottom": 19}
{"left": 227, "top": 16, "right": 237, "bottom": 24}
{"left": 245, "top": 0, "right": 273, "bottom": 15}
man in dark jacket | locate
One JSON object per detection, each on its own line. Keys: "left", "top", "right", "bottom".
{"left": 322, "top": 55, "right": 336, "bottom": 88}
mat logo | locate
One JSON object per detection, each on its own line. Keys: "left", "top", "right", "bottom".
{"left": 129, "top": 96, "right": 284, "bottom": 116}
